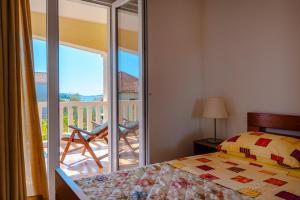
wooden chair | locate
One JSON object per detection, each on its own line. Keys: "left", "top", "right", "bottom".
{"left": 60, "top": 122, "right": 108, "bottom": 169}
{"left": 92, "top": 120, "right": 139, "bottom": 153}
{"left": 60, "top": 121, "right": 139, "bottom": 169}
{"left": 118, "top": 121, "right": 139, "bottom": 153}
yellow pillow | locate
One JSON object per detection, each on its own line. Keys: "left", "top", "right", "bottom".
{"left": 217, "top": 132, "right": 300, "bottom": 168}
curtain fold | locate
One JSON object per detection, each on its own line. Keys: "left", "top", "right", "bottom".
{"left": 0, "top": 0, "right": 49, "bottom": 199}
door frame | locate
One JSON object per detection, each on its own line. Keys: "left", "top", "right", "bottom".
{"left": 47, "top": 0, "right": 59, "bottom": 199}
{"left": 111, "top": 0, "right": 148, "bottom": 171}
{"left": 46, "top": 1, "right": 112, "bottom": 198}
{"left": 46, "top": 0, "right": 147, "bottom": 198}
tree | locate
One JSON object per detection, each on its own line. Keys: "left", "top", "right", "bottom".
{"left": 70, "top": 93, "right": 80, "bottom": 101}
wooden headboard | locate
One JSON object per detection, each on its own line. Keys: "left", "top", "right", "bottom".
{"left": 247, "top": 112, "right": 300, "bottom": 138}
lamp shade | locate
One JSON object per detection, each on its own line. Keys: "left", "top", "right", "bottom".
{"left": 203, "top": 97, "right": 228, "bottom": 119}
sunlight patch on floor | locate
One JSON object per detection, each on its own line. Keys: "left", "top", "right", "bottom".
{"left": 43, "top": 133, "right": 140, "bottom": 180}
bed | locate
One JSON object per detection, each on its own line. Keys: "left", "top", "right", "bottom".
{"left": 55, "top": 112, "right": 300, "bottom": 200}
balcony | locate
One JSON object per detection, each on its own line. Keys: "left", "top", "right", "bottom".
{"left": 38, "top": 100, "right": 139, "bottom": 179}
{"left": 31, "top": 0, "right": 141, "bottom": 181}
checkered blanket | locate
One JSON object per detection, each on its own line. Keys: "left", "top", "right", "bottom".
{"left": 168, "top": 152, "right": 300, "bottom": 200}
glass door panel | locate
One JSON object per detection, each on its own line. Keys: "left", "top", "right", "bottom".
{"left": 116, "top": 0, "right": 142, "bottom": 170}
{"left": 58, "top": 0, "right": 110, "bottom": 179}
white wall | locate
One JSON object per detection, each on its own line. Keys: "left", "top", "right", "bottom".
{"left": 147, "top": 0, "right": 300, "bottom": 163}
{"left": 201, "top": 0, "right": 300, "bottom": 138}
{"left": 147, "top": 0, "right": 203, "bottom": 163}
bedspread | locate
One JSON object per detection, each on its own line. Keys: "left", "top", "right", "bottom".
{"left": 75, "top": 152, "right": 300, "bottom": 200}
{"left": 75, "top": 162, "right": 250, "bottom": 200}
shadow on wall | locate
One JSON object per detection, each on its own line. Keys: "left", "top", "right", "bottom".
{"left": 167, "top": 99, "right": 206, "bottom": 160}
{"left": 192, "top": 98, "right": 203, "bottom": 119}
{"left": 192, "top": 98, "right": 206, "bottom": 137}
{"left": 149, "top": 98, "right": 204, "bottom": 163}
{"left": 175, "top": 130, "right": 201, "bottom": 158}
{"left": 149, "top": 129, "right": 200, "bottom": 163}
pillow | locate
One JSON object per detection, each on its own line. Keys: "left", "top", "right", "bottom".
{"left": 217, "top": 132, "right": 300, "bottom": 168}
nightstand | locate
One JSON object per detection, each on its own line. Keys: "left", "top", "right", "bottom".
{"left": 193, "top": 139, "right": 224, "bottom": 155}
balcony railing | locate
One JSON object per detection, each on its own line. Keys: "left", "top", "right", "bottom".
{"left": 37, "top": 100, "right": 139, "bottom": 136}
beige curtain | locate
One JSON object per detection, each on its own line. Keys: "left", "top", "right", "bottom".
{"left": 0, "top": 0, "right": 49, "bottom": 200}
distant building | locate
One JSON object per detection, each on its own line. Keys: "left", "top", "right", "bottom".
{"left": 118, "top": 72, "right": 139, "bottom": 100}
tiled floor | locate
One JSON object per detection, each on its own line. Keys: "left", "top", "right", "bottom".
{"left": 45, "top": 133, "right": 139, "bottom": 180}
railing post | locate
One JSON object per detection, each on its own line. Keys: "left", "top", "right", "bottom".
{"left": 103, "top": 101, "right": 108, "bottom": 123}
{"left": 96, "top": 106, "right": 100, "bottom": 124}
{"left": 129, "top": 102, "right": 133, "bottom": 121}
{"left": 68, "top": 106, "right": 73, "bottom": 132}
{"left": 60, "top": 105, "right": 64, "bottom": 135}
{"left": 118, "top": 102, "right": 121, "bottom": 123}
{"left": 135, "top": 101, "right": 139, "bottom": 122}
{"left": 78, "top": 106, "right": 83, "bottom": 129}
{"left": 87, "top": 106, "right": 92, "bottom": 131}
{"left": 123, "top": 101, "right": 128, "bottom": 121}
{"left": 132, "top": 102, "right": 135, "bottom": 121}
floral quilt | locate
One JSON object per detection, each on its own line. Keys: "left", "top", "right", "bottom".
{"left": 75, "top": 152, "right": 300, "bottom": 200}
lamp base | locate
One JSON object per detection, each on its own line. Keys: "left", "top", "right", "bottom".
{"left": 205, "top": 138, "right": 223, "bottom": 144}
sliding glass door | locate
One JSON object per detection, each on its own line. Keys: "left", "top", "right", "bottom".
{"left": 58, "top": 0, "right": 110, "bottom": 179}
{"left": 112, "top": 0, "right": 146, "bottom": 170}
{"left": 31, "top": 0, "right": 146, "bottom": 197}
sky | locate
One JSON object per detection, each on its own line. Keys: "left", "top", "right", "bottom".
{"left": 33, "top": 39, "right": 139, "bottom": 95}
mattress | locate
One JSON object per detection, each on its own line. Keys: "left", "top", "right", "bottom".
{"left": 75, "top": 152, "right": 300, "bottom": 200}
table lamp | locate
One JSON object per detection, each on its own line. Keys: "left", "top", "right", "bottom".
{"left": 203, "top": 97, "right": 228, "bottom": 143}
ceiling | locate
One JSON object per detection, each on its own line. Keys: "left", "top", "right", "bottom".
{"left": 30, "top": 0, "right": 138, "bottom": 31}
{"left": 91, "top": 0, "right": 138, "bottom": 12}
